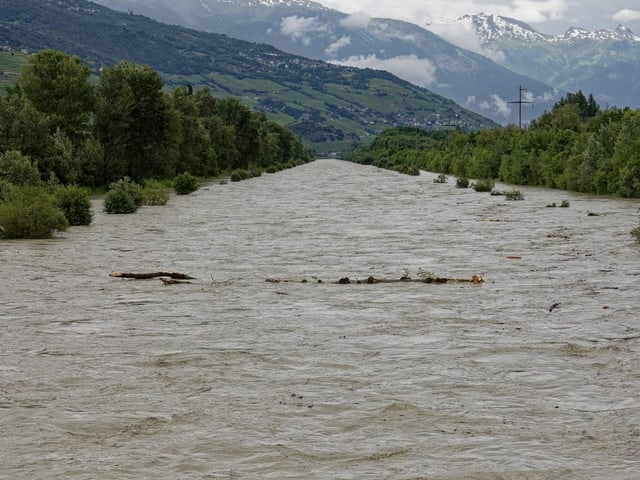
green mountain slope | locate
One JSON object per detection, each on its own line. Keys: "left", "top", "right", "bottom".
{"left": 0, "top": 0, "right": 497, "bottom": 152}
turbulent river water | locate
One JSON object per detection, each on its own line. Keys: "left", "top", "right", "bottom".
{"left": 1, "top": 159, "right": 639, "bottom": 479}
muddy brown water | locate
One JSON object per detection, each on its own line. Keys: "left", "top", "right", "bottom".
{"left": 1, "top": 159, "right": 639, "bottom": 479}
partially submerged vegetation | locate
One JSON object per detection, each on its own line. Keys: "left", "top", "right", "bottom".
{"left": 0, "top": 49, "right": 311, "bottom": 238}
{"left": 346, "top": 91, "right": 640, "bottom": 199}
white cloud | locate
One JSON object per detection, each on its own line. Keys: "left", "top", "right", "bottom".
{"left": 612, "top": 9, "right": 640, "bottom": 22}
{"left": 320, "top": 0, "right": 572, "bottom": 29}
{"left": 479, "top": 94, "right": 511, "bottom": 118}
{"left": 428, "top": 20, "right": 486, "bottom": 54}
{"left": 340, "top": 12, "right": 372, "bottom": 29}
{"left": 317, "top": 1, "right": 640, "bottom": 37}
{"left": 536, "top": 89, "right": 559, "bottom": 102}
{"left": 428, "top": 20, "right": 508, "bottom": 63}
{"left": 325, "top": 36, "right": 352, "bottom": 56}
{"left": 369, "top": 21, "right": 419, "bottom": 43}
{"left": 332, "top": 54, "right": 437, "bottom": 87}
{"left": 509, "top": 0, "right": 569, "bottom": 23}
{"left": 280, "top": 15, "right": 331, "bottom": 44}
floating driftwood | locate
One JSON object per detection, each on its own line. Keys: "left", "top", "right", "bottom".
{"left": 266, "top": 275, "right": 484, "bottom": 285}
{"left": 109, "top": 272, "right": 195, "bottom": 280}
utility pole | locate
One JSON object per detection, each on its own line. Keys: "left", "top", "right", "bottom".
{"left": 508, "top": 85, "right": 533, "bottom": 129}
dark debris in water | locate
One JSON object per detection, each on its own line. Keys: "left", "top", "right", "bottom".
{"left": 266, "top": 275, "right": 484, "bottom": 285}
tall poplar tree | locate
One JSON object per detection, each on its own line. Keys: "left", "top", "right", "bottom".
{"left": 95, "top": 61, "right": 175, "bottom": 183}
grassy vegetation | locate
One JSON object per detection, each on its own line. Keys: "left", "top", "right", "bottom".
{"left": 141, "top": 179, "right": 171, "bottom": 205}
{"left": 472, "top": 179, "right": 495, "bottom": 193}
{"left": 0, "top": 51, "right": 28, "bottom": 94}
{"left": 504, "top": 189, "right": 525, "bottom": 200}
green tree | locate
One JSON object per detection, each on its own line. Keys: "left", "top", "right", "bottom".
{"left": 0, "top": 94, "right": 53, "bottom": 166}
{"left": 612, "top": 110, "right": 640, "bottom": 197}
{"left": 16, "top": 49, "right": 95, "bottom": 140}
{"left": 170, "top": 88, "right": 217, "bottom": 177}
{"left": 194, "top": 89, "right": 239, "bottom": 171}
{"left": 0, "top": 150, "right": 41, "bottom": 186}
{"left": 96, "top": 62, "right": 173, "bottom": 183}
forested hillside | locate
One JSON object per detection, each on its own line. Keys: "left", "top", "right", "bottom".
{"left": 0, "top": 0, "right": 496, "bottom": 152}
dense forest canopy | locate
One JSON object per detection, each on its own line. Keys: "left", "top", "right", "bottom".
{"left": 0, "top": 49, "right": 311, "bottom": 189}
{"left": 346, "top": 91, "right": 640, "bottom": 198}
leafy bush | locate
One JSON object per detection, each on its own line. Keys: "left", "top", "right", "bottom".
{"left": 560, "top": 200, "right": 570, "bottom": 208}
{"left": 504, "top": 189, "right": 524, "bottom": 200}
{"left": 0, "top": 185, "right": 68, "bottom": 239}
{"left": 456, "top": 177, "right": 470, "bottom": 188}
{"left": 631, "top": 225, "right": 640, "bottom": 242}
{"left": 0, "top": 179, "right": 11, "bottom": 202}
{"left": 142, "top": 179, "right": 170, "bottom": 205}
{"left": 54, "top": 185, "right": 93, "bottom": 225}
{"left": 230, "top": 169, "right": 252, "bottom": 182}
{"left": 173, "top": 172, "right": 199, "bottom": 195}
{"left": 104, "top": 177, "right": 143, "bottom": 214}
{"left": 0, "top": 150, "right": 41, "bottom": 186}
{"left": 473, "top": 178, "right": 495, "bottom": 192}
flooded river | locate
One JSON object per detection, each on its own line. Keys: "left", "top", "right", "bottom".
{"left": 1, "top": 159, "right": 639, "bottom": 479}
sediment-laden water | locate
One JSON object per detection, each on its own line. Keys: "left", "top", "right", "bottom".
{"left": 1, "top": 160, "right": 639, "bottom": 479}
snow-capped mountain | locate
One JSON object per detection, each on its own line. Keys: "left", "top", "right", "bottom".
{"left": 556, "top": 25, "right": 640, "bottom": 43}
{"left": 455, "top": 13, "right": 640, "bottom": 109}
{"left": 458, "top": 13, "right": 549, "bottom": 43}
{"left": 92, "top": 0, "right": 557, "bottom": 125}
{"left": 462, "top": 13, "right": 640, "bottom": 45}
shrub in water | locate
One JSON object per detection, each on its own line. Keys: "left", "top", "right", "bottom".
{"left": 104, "top": 177, "right": 143, "bottom": 214}
{"left": 560, "top": 200, "right": 570, "bottom": 208}
{"left": 142, "top": 179, "right": 170, "bottom": 205}
{"left": 230, "top": 169, "right": 251, "bottom": 182}
{"left": 473, "top": 178, "right": 495, "bottom": 192}
{"left": 54, "top": 185, "right": 93, "bottom": 225}
{"left": 504, "top": 189, "right": 524, "bottom": 200}
{"left": 0, "top": 185, "right": 68, "bottom": 239}
{"left": 173, "top": 172, "right": 199, "bottom": 195}
{"left": 456, "top": 177, "right": 470, "bottom": 188}
{"left": 433, "top": 173, "right": 448, "bottom": 184}
{"left": 631, "top": 225, "right": 640, "bottom": 242}
{"left": 392, "top": 164, "right": 420, "bottom": 176}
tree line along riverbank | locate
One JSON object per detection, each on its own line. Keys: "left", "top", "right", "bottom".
{"left": 0, "top": 49, "right": 311, "bottom": 238}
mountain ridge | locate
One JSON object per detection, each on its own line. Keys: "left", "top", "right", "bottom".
{"left": 92, "top": 0, "right": 558, "bottom": 124}
{"left": 459, "top": 13, "right": 640, "bottom": 45}
{"left": 450, "top": 13, "right": 640, "bottom": 109}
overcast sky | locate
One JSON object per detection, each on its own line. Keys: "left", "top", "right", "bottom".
{"left": 316, "top": 0, "right": 640, "bottom": 35}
